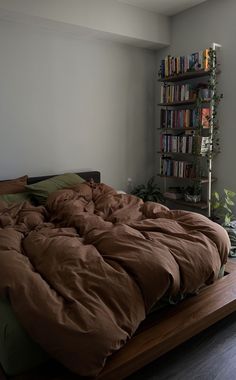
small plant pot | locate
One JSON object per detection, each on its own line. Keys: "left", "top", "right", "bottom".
{"left": 184, "top": 193, "right": 201, "bottom": 203}
{"left": 199, "top": 88, "right": 213, "bottom": 100}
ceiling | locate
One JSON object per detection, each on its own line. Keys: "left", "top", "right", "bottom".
{"left": 118, "top": 0, "right": 208, "bottom": 16}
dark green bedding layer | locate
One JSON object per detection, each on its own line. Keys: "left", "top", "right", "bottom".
{"left": 0, "top": 298, "right": 48, "bottom": 376}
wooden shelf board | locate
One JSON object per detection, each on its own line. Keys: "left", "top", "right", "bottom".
{"left": 157, "top": 127, "right": 200, "bottom": 131}
{"left": 157, "top": 127, "right": 218, "bottom": 131}
{"left": 157, "top": 151, "right": 204, "bottom": 157}
{"left": 158, "top": 100, "right": 196, "bottom": 106}
{"left": 158, "top": 175, "right": 216, "bottom": 184}
{"left": 164, "top": 197, "right": 208, "bottom": 210}
{"left": 158, "top": 98, "right": 211, "bottom": 107}
{"left": 158, "top": 69, "right": 214, "bottom": 82}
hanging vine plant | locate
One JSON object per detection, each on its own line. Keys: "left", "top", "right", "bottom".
{"left": 189, "top": 47, "right": 223, "bottom": 200}
{"left": 201, "top": 48, "right": 223, "bottom": 158}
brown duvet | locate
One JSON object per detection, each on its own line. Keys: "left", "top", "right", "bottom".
{"left": 0, "top": 182, "right": 230, "bottom": 377}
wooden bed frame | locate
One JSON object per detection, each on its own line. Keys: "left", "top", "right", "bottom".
{"left": 98, "top": 259, "right": 236, "bottom": 379}
{"left": 1, "top": 170, "right": 236, "bottom": 380}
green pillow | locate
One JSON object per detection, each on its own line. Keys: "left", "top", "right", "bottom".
{"left": 26, "top": 173, "right": 85, "bottom": 204}
{"left": 0, "top": 192, "right": 31, "bottom": 204}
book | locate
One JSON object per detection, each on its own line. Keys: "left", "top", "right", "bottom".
{"left": 164, "top": 191, "right": 183, "bottom": 200}
{"left": 203, "top": 48, "right": 210, "bottom": 71}
{"left": 201, "top": 108, "right": 211, "bottom": 128}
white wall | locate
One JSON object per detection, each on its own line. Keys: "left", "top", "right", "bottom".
{"left": 156, "top": 0, "right": 236, "bottom": 195}
{"left": 0, "top": 19, "right": 156, "bottom": 189}
{"left": 0, "top": 0, "right": 170, "bottom": 49}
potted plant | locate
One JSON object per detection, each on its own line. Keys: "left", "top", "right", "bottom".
{"left": 211, "top": 189, "right": 236, "bottom": 257}
{"left": 211, "top": 189, "right": 236, "bottom": 226}
{"left": 131, "top": 176, "right": 164, "bottom": 203}
{"left": 184, "top": 183, "right": 201, "bottom": 203}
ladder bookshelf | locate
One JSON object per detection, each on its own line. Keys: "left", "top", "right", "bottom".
{"left": 158, "top": 43, "right": 221, "bottom": 218}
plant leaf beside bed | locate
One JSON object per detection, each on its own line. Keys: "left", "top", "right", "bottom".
{"left": 131, "top": 176, "right": 164, "bottom": 203}
{"left": 211, "top": 189, "right": 236, "bottom": 258}
{"left": 211, "top": 189, "right": 236, "bottom": 226}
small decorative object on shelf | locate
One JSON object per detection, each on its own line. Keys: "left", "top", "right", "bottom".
{"left": 184, "top": 184, "right": 201, "bottom": 203}
{"left": 164, "top": 186, "right": 184, "bottom": 200}
{"left": 157, "top": 44, "right": 222, "bottom": 217}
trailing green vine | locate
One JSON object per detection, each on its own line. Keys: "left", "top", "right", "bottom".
{"left": 204, "top": 48, "right": 223, "bottom": 158}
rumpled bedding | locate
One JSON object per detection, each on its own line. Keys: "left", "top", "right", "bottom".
{"left": 0, "top": 182, "right": 230, "bottom": 377}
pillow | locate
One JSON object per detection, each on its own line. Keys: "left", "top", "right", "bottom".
{"left": 0, "top": 192, "right": 31, "bottom": 204}
{"left": 26, "top": 173, "right": 85, "bottom": 204}
{"left": 0, "top": 175, "right": 28, "bottom": 195}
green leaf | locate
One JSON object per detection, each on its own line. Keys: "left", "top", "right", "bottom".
{"left": 212, "top": 201, "right": 220, "bottom": 209}
{"left": 225, "top": 189, "right": 236, "bottom": 197}
{"left": 223, "top": 203, "right": 232, "bottom": 213}
{"left": 224, "top": 214, "right": 231, "bottom": 226}
{"left": 213, "top": 191, "right": 220, "bottom": 201}
{"left": 225, "top": 198, "right": 235, "bottom": 206}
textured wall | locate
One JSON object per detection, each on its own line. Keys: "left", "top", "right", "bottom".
{"left": 0, "top": 19, "right": 156, "bottom": 189}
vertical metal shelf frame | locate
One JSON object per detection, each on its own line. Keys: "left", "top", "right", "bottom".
{"left": 208, "top": 43, "right": 221, "bottom": 218}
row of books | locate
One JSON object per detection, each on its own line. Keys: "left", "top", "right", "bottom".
{"left": 160, "top": 108, "right": 211, "bottom": 129}
{"left": 160, "top": 158, "right": 196, "bottom": 178}
{"left": 159, "top": 49, "right": 210, "bottom": 78}
{"left": 160, "top": 84, "right": 196, "bottom": 104}
{"left": 161, "top": 134, "right": 194, "bottom": 154}
{"left": 161, "top": 135, "right": 211, "bottom": 155}
{"left": 160, "top": 109, "right": 198, "bottom": 129}
{"left": 163, "top": 189, "right": 183, "bottom": 200}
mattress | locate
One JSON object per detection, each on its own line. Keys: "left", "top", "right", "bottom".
{"left": 0, "top": 298, "right": 48, "bottom": 376}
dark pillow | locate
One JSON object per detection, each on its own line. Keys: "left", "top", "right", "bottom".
{"left": 26, "top": 173, "right": 85, "bottom": 204}
{"left": 0, "top": 175, "right": 28, "bottom": 195}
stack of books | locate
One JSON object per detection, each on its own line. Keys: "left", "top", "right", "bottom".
{"left": 159, "top": 49, "right": 210, "bottom": 78}
{"left": 164, "top": 189, "right": 183, "bottom": 200}
{"left": 160, "top": 84, "right": 196, "bottom": 103}
{"left": 160, "top": 109, "right": 198, "bottom": 129}
{"left": 161, "top": 134, "right": 194, "bottom": 154}
{"left": 160, "top": 157, "right": 196, "bottom": 178}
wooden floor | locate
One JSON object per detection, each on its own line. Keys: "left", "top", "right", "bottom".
{"left": 128, "top": 311, "right": 236, "bottom": 380}
{"left": 1, "top": 259, "right": 236, "bottom": 380}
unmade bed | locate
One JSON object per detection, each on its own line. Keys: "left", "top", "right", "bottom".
{"left": 0, "top": 171, "right": 233, "bottom": 379}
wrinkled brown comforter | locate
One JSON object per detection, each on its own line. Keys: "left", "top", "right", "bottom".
{"left": 0, "top": 182, "right": 230, "bottom": 377}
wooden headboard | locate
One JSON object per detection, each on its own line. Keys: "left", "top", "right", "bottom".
{"left": 27, "top": 171, "right": 101, "bottom": 184}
